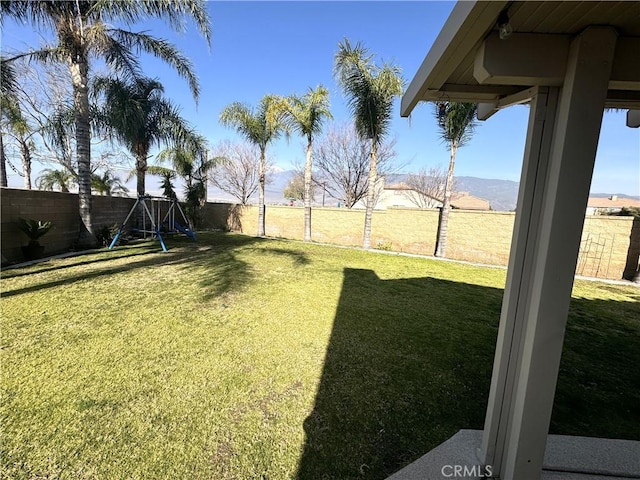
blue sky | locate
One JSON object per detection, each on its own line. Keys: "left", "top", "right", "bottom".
{"left": 2, "top": 1, "right": 639, "bottom": 195}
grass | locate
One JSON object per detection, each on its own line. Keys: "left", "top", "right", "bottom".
{"left": 1, "top": 232, "right": 639, "bottom": 480}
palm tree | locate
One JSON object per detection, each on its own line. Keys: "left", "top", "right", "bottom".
{"left": 0, "top": 57, "right": 18, "bottom": 187}
{"left": 1, "top": 0, "right": 211, "bottom": 246}
{"left": 147, "top": 166, "right": 178, "bottom": 200}
{"left": 1, "top": 93, "right": 35, "bottom": 189}
{"left": 96, "top": 77, "right": 202, "bottom": 198}
{"left": 156, "top": 140, "right": 217, "bottom": 228}
{"left": 284, "top": 86, "right": 332, "bottom": 241}
{"left": 36, "top": 168, "right": 76, "bottom": 193}
{"left": 334, "top": 39, "right": 404, "bottom": 249}
{"left": 155, "top": 137, "right": 213, "bottom": 192}
{"left": 434, "top": 102, "right": 477, "bottom": 257}
{"left": 91, "top": 170, "right": 128, "bottom": 196}
{"left": 219, "top": 95, "right": 288, "bottom": 236}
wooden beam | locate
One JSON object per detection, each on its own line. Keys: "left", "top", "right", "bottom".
{"left": 611, "top": 38, "right": 640, "bottom": 91}
{"left": 475, "top": 32, "right": 640, "bottom": 90}
{"left": 474, "top": 33, "right": 571, "bottom": 86}
{"left": 477, "top": 87, "right": 537, "bottom": 120}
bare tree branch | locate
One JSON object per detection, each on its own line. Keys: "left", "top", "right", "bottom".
{"left": 210, "top": 140, "right": 274, "bottom": 205}
{"left": 403, "top": 166, "right": 448, "bottom": 209}
{"left": 313, "top": 122, "right": 398, "bottom": 208}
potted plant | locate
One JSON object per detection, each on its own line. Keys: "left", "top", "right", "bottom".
{"left": 15, "top": 218, "right": 54, "bottom": 261}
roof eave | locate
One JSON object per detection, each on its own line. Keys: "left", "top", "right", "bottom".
{"left": 401, "top": 0, "right": 507, "bottom": 117}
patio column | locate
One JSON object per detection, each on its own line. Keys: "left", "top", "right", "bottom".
{"left": 479, "top": 26, "right": 617, "bottom": 479}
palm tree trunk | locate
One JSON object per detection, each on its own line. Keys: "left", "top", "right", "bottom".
{"left": 362, "top": 140, "right": 378, "bottom": 249}
{"left": 435, "top": 142, "right": 457, "bottom": 257}
{"left": 0, "top": 134, "right": 7, "bottom": 187}
{"left": 19, "top": 137, "right": 31, "bottom": 189}
{"left": 70, "top": 57, "right": 95, "bottom": 247}
{"left": 258, "top": 147, "right": 266, "bottom": 236}
{"left": 304, "top": 138, "right": 313, "bottom": 242}
{"left": 136, "top": 155, "right": 147, "bottom": 197}
{"left": 135, "top": 153, "right": 147, "bottom": 232}
{"left": 203, "top": 150, "right": 208, "bottom": 204}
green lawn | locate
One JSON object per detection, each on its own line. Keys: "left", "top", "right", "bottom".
{"left": 1, "top": 232, "right": 639, "bottom": 480}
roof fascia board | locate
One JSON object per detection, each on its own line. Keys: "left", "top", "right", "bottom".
{"left": 401, "top": 0, "right": 507, "bottom": 117}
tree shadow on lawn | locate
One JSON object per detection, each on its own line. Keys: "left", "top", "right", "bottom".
{"left": 0, "top": 245, "right": 157, "bottom": 280}
{"left": 181, "top": 235, "right": 311, "bottom": 301}
{"left": 296, "top": 268, "right": 640, "bottom": 480}
{"left": 0, "top": 233, "right": 311, "bottom": 302}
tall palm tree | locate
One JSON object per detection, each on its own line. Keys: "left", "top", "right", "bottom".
{"left": 96, "top": 77, "right": 201, "bottom": 198}
{"left": 434, "top": 102, "right": 477, "bottom": 257}
{"left": 334, "top": 39, "right": 404, "bottom": 249}
{"left": 1, "top": 0, "right": 211, "bottom": 245}
{"left": 0, "top": 57, "right": 18, "bottom": 187}
{"left": 285, "top": 86, "right": 332, "bottom": 242}
{"left": 155, "top": 136, "right": 213, "bottom": 192}
{"left": 1, "top": 93, "right": 35, "bottom": 189}
{"left": 219, "top": 95, "right": 288, "bottom": 236}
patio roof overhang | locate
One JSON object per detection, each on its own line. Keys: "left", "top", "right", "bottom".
{"left": 401, "top": 0, "right": 640, "bottom": 117}
{"left": 397, "top": 2, "right": 640, "bottom": 480}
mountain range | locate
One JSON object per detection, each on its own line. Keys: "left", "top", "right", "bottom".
{"left": 205, "top": 170, "right": 638, "bottom": 212}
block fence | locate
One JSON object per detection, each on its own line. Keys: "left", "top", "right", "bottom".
{"left": 1, "top": 188, "right": 638, "bottom": 281}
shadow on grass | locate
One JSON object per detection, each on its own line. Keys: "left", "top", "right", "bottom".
{"left": 0, "top": 233, "right": 311, "bottom": 303}
{"left": 296, "top": 268, "right": 640, "bottom": 480}
{"left": 1, "top": 250, "right": 187, "bottom": 298}
{"left": 0, "top": 245, "right": 156, "bottom": 280}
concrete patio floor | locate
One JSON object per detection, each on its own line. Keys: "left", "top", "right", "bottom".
{"left": 388, "top": 430, "right": 640, "bottom": 480}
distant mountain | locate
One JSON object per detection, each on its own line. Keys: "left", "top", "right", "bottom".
{"left": 206, "top": 170, "right": 638, "bottom": 212}
{"left": 385, "top": 173, "right": 519, "bottom": 211}
{"left": 590, "top": 193, "right": 640, "bottom": 200}
{"left": 454, "top": 176, "right": 520, "bottom": 211}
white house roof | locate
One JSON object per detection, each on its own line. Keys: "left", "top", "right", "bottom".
{"left": 401, "top": 1, "right": 640, "bottom": 117}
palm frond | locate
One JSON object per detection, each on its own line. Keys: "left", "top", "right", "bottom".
{"left": 89, "top": 25, "right": 143, "bottom": 81}
{"left": 334, "top": 39, "right": 404, "bottom": 144}
{"left": 108, "top": 29, "right": 200, "bottom": 101}
{"left": 0, "top": 57, "right": 17, "bottom": 95}
{"left": 36, "top": 168, "right": 76, "bottom": 192}
{"left": 434, "top": 102, "right": 477, "bottom": 148}
{"left": 286, "top": 85, "right": 332, "bottom": 140}
{"left": 92, "top": 0, "right": 212, "bottom": 46}
{"left": 219, "top": 102, "right": 265, "bottom": 147}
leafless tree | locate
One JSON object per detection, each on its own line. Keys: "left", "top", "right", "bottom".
{"left": 313, "top": 122, "right": 398, "bottom": 208}
{"left": 210, "top": 140, "right": 273, "bottom": 205}
{"left": 404, "top": 166, "right": 448, "bottom": 209}
{"left": 3, "top": 60, "right": 126, "bottom": 188}
{"left": 284, "top": 169, "right": 315, "bottom": 202}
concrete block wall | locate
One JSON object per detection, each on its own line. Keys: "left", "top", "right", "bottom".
{"left": 2, "top": 189, "right": 81, "bottom": 262}
{"left": 205, "top": 203, "right": 636, "bottom": 280}
{"left": 1, "top": 188, "right": 135, "bottom": 263}
{"left": 447, "top": 210, "right": 515, "bottom": 265}
{"left": 580, "top": 216, "right": 639, "bottom": 280}
{"left": 2, "top": 188, "right": 637, "bottom": 280}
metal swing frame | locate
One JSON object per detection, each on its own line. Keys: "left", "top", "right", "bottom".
{"left": 108, "top": 195, "right": 196, "bottom": 252}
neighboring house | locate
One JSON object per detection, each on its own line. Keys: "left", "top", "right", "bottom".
{"left": 450, "top": 191, "right": 492, "bottom": 210}
{"left": 376, "top": 182, "right": 442, "bottom": 210}
{"left": 356, "top": 181, "right": 492, "bottom": 210}
{"left": 586, "top": 195, "right": 640, "bottom": 215}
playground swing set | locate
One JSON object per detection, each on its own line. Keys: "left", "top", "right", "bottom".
{"left": 109, "top": 195, "right": 196, "bottom": 252}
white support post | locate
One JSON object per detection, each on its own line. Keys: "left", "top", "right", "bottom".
{"left": 479, "top": 85, "right": 560, "bottom": 471}
{"left": 479, "top": 26, "right": 617, "bottom": 479}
